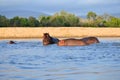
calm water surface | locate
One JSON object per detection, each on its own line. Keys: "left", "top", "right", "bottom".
{"left": 0, "top": 38, "right": 120, "bottom": 80}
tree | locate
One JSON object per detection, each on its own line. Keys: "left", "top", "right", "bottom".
{"left": 39, "top": 16, "right": 51, "bottom": 26}
{"left": 28, "top": 16, "right": 39, "bottom": 27}
{"left": 101, "top": 13, "right": 112, "bottom": 21}
{"left": 20, "top": 17, "right": 29, "bottom": 27}
{"left": 50, "top": 15, "right": 67, "bottom": 26}
{"left": 87, "top": 11, "right": 97, "bottom": 21}
{"left": 0, "top": 15, "right": 9, "bottom": 27}
{"left": 105, "top": 17, "right": 120, "bottom": 27}
{"left": 10, "top": 16, "right": 21, "bottom": 27}
{"left": 49, "top": 11, "right": 80, "bottom": 26}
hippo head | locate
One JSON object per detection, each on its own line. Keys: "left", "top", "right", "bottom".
{"left": 43, "top": 33, "right": 53, "bottom": 45}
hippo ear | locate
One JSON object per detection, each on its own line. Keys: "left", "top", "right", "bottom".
{"left": 47, "top": 33, "right": 49, "bottom": 35}
{"left": 43, "top": 33, "right": 46, "bottom": 36}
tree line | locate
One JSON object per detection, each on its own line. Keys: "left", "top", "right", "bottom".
{"left": 0, "top": 11, "right": 120, "bottom": 27}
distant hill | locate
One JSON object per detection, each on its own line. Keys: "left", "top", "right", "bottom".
{"left": 110, "top": 13, "right": 120, "bottom": 18}
{"left": 0, "top": 10, "right": 120, "bottom": 19}
{"left": 0, "top": 10, "right": 49, "bottom": 18}
{"left": 79, "top": 13, "right": 120, "bottom": 19}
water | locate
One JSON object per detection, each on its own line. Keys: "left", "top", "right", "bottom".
{"left": 0, "top": 38, "right": 120, "bottom": 80}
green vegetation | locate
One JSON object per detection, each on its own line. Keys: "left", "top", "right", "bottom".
{"left": 39, "top": 11, "right": 79, "bottom": 27}
{"left": 87, "top": 11, "right": 97, "bottom": 21}
{"left": 0, "top": 11, "right": 120, "bottom": 27}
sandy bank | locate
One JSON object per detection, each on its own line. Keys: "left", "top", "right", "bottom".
{"left": 0, "top": 27, "right": 120, "bottom": 39}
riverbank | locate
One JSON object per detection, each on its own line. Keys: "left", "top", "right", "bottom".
{"left": 0, "top": 27, "right": 120, "bottom": 39}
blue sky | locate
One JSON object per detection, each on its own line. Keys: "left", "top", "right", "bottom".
{"left": 0, "top": 0, "right": 120, "bottom": 17}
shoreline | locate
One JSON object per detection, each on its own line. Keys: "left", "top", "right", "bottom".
{"left": 1, "top": 36, "right": 120, "bottom": 39}
{"left": 0, "top": 27, "right": 120, "bottom": 39}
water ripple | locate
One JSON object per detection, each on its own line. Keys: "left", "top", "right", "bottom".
{"left": 0, "top": 38, "right": 120, "bottom": 80}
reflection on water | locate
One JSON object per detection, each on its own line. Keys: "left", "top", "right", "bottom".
{"left": 0, "top": 38, "right": 120, "bottom": 80}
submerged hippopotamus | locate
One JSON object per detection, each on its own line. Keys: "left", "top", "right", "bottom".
{"left": 57, "top": 37, "right": 99, "bottom": 46}
{"left": 8, "top": 41, "right": 16, "bottom": 44}
{"left": 43, "top": 33, "right": 59, "bottom": 45}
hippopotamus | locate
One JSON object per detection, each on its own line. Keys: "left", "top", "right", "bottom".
{"left": 8, "top": 41, "right": 16, "bottom": 44}
{"left": 43, "top": 33, "right": 59, "bottom": 45}
{"left": 57, "top": 37, "right": 99, "bottom": 46}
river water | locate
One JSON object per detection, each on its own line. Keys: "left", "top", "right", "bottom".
{"left": 0, "top": 38, "right": 120, "bottom": 80}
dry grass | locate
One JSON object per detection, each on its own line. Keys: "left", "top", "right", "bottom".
{"left": 0, "top": 27, "right": 120, "bottom": 39}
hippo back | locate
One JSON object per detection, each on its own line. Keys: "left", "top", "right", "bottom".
{"left": 81, "top": 37, "right": 99, "bottom": 45}
{"left": 57, "top": 39, "right": 87, "bottom": 46}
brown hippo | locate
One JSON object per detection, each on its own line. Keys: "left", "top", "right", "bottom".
{"left": 43, "top": 33, "right": 59, "bottom": 45}
{"left": 8, "top": 41, "right": 16, "bottom": 44}
{"left": 57, "top": 37, "right": 99, "bottom": 46}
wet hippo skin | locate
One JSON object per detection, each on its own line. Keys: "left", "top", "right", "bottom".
{"left": 57, "top": 37, "right": 99, "bottom": 46}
